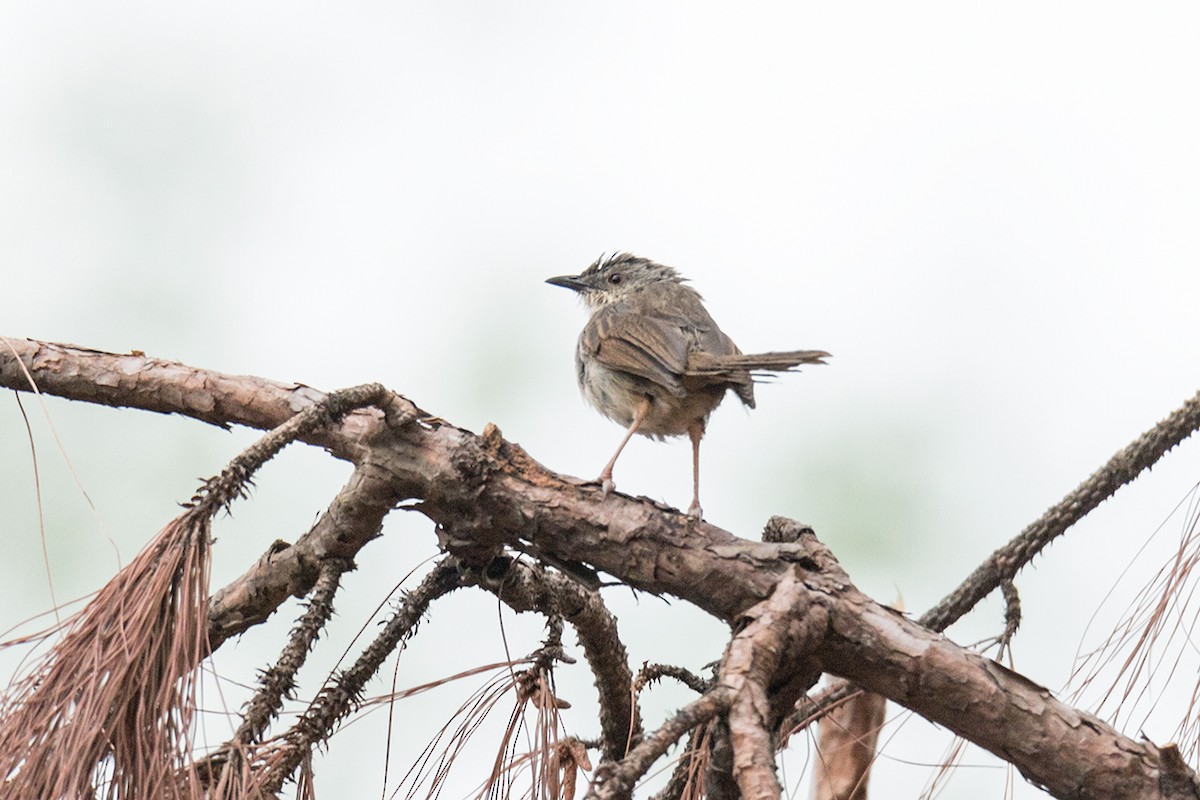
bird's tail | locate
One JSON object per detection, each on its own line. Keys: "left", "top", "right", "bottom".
{"left": 686, "top": 349, "right": 830, "bottom": 377}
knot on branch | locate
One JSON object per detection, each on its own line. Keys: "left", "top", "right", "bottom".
{"left": 762, "top": 516, "right": 814, "bottom": 543}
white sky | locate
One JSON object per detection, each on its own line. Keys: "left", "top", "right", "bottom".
{"left": 3, "top": 4, "right": 1200, "bottom": 798}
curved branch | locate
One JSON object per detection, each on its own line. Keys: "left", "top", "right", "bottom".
{"left": 634, "top": 663, "right": 711, "bottom": 696}
{"left": 460, "top": 557, "right": 640, "bottom": 764}
{"left": 207, "top": 457, "right": 408, "bottom": 647}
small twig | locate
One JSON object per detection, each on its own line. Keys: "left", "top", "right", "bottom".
{"left": 240, "top": 557, "right": 353, "bottom": 742}
{"left": 995, "top": 579, "right": 1021, "bottom": 659}
{"left": 588, "top": 689, "right": 734, "bottom": 800}
{"left": 634, "top": 663, "right": 712, "bottom": 696}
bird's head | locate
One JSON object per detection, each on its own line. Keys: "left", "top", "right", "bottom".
{"left": 546, "top": 253, "right": 685, "bottom": 309}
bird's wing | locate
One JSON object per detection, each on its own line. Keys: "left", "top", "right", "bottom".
{"left": 580, "top": 303, "right": 692, "bottom": 398}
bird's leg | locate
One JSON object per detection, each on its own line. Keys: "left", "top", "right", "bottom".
{"left": 687, "top": 419, "right": 705, "bottom": 519}
{"left": 597, "top": 397, "right": 651, "bottom": 496}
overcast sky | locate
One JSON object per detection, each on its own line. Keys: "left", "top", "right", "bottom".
{"left": 3, "top": 4, "right": 1200, "bottom": 798}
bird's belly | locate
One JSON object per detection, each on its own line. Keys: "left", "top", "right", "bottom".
{"left": 578, "top": 360, "right": 726, "bottom": 438}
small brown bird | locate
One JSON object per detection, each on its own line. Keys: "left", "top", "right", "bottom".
{"left": 547, "top": 253, "right": 828, "bottom": 519}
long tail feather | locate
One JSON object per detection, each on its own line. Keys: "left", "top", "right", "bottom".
{"left": 686, "top": 349, "right": 830, "bottom": 376}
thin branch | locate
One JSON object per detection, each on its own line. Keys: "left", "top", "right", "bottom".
{"left": 634, "top": 663, "right": 712, "bottom": 696}
{"left": 922, "top": 388, "right": 1200, "bottom": 633}
{"left": 242, "top": 558, "right": 352, "bottom": 742}
{"left": 793, "top": 391, "right": 1200, "bottom": 736}
{"left": 197, "top": 559, "right": 352, "bottom": 797}
{"left": 257, "top": 559, "right": 464, "bottom": 792}
{"left": 187, "top": 382, "right": 394, "bottom": 516}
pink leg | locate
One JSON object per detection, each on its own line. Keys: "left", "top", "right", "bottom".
{"left": 687, "top": 419, "right": 705, "bottom": 519}
{"left": 598, "top": 398, "right": 651, "bottom": 495}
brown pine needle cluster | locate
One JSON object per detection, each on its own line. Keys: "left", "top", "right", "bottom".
{"left": 0, "top": 513, "right": 212, "bottom": 799}
{"left": 0, "top": 381, "right": 393, "bottom": 799}
{"left": 399, "top": 655, "right": 584, "bottom": 800}
{"left": 1067, "top": 484, "right": 1200, "bottom": 748}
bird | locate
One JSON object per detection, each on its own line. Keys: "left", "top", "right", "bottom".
{"left": 546, "top": 253, "right": 828, "bottom": 519}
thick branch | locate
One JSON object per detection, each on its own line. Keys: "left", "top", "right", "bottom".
{"left": 822, "top": 588, "right": 1200, "bottom": 799}
{"left": 798, "top": 389, "right": 1200, "bottom": 736}
{"left": 0, "top": 338, "right": 323, "bottom": 435}
{"left": 208, "top": 458, "right": 407, "bottom": 647}
{"left": 718, "top": 572, "right": 824, "bottom": 800}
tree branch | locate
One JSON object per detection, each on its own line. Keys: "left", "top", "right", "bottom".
{"left": 921, "top": 387, "right": 1200, "bottom": 633}
{"left": 5, "top": 338, "right": 1200, "bottom": 799}
{"left": 207, "top": 458, "right": 409, "bottom": 647}
{"left": 794, "top": 388, "right": 1200, "bottom": 736}
{"left": 260, "top": 559, "right": 464, "bottom": 792}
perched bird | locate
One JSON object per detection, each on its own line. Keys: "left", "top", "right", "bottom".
{"left": 546, "top": 253, "right": 828, "bottom": 519}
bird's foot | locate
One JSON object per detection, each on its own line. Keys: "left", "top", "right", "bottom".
{"left": 596, "top": 472, "right": 616, "bottom": 496}
{"left": 686, "top": 500, "right": 703, "bottom": 520}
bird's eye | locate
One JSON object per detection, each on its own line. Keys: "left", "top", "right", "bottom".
{"left": 608, "top": 273, "right": 622, "bottom": 285}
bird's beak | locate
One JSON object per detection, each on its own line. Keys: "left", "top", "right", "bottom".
{"left": 545, "top": 274, "right": 587, "bottom": 292}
